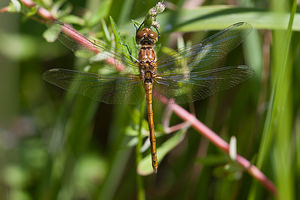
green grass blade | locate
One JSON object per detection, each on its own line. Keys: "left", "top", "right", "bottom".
{"left": 155, "top": 6, "right": 300, "bottom": 32}
{"left": 249, "top": 0, "right": 297, "bottom": 199}
{"left": 136, "top": 98, "right": 146, "bottom": 200}
{"left": 137, "top": 127, "right": 187, "bottom": 176}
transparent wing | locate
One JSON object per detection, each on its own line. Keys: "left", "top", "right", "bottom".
{"left": 157, "top": 22, "right": 252, "bottom": 74}
{"left": 50, "top": 21, "right": 139, "bottom": 74}
{"left": 154, "top": 65, "right": 254, "bottom": 103}
{"left": 43, "top": 68, "right": 144, "bottom": 104}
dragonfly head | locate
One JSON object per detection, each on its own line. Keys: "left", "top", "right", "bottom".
{"left": 136, "top": 28, "right": 158, "bottom": 45}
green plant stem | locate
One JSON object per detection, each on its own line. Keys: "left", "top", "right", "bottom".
{"left": 249, "top": 0, "right": 296, "bottom": 199}
{"left": 272, "top": 0, "right": 297, "bottom": 199}
{"left": 136, "top": 97, "right": 146, "bottom": 200}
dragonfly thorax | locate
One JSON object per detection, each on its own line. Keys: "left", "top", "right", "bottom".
{"left": 138, "top": 46, "right": 157, "bottom": 65}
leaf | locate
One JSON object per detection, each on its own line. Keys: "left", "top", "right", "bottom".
{"left": 61, "top": 15, "right": 85, "bottom": 26}
{"left": 137, "top": 127, "right": 187, "bottom": 176}
{"left": 109, "top": 16, "right": 123, "bottom": 49}
{"left": 41, "top": 0, "right": 52, "bottom": 7}
{"left": 53, "top": 0, "right": 72, "bottom": 18}
{"left": 43, "top": 24, "right": 61, "bottom": 43}
{"left": 131, "top": 19, "right": 142, "bottom": 29}
{"left": 10, "top": 0, "right": 21, "bottom": 12}
{"left": 101, "top": 19, "right": 111, "bottom": 42}
{"left": 154, "top": 6, "right": 300, "bottom": 32}
{"left": 87, "top": 0, "right": 112, "bottom": 26}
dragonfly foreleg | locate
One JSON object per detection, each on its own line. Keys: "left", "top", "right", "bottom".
{"left": 119, "top": 42, "right": 138, "bottom": 63}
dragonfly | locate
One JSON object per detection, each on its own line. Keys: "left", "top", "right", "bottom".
{"left": 43, "top": 21, "right": 254, "bottom": 173}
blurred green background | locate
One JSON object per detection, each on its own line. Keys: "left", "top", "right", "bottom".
{"left": 0, "top": 0, "right": 299, "bottom": 199}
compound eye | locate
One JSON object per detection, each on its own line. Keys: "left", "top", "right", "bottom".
{"left": 136, "top": 29, "right": 148, "bottom": 43}
{"left": 136, "top": 31, "right": 144, "bottom": 43}
{"left": 149, "top": 31, "right": 158, "bottom": 42}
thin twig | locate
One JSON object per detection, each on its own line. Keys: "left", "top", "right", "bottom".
{"left": 156, "top": 93, "right": 277, "bottom": 195}
{"left": 162, "top": 98, "right": 191, "bottom": 133}
{"left": 0, "top": 6, "right": 9, "bottom": 13}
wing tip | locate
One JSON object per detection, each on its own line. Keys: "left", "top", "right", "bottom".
{"left": 42, "top": 68, "right": 60, "bottom": 81}
{"left": 229, "top": 22, "right": 253, "bottom": 36}
{"left": 48, "top": 68, "right": 60, "bottom": 72}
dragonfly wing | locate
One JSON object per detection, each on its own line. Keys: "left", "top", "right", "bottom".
{"left": 43, "top": 68, "right": 144, "bottom": 104}
{"left": 50, "top": 21, "right": 139, "bottom": 74}
{"left": 154, "top": 65, "right": 254, "bottom": 103}
{"left": 157, "top": 22, "right": 252, "bottom": 74}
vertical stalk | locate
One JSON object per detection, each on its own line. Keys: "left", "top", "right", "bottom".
{"left": 136, "top": 97, "right": 146, "bottom": 200}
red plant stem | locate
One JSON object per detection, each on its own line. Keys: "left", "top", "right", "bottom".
{"left": 61, "top": 24, "right": 100, "bottom": 53}
{"left": 20, "top": 0, "right": 54, "bottom": 20}
{"left": 37, "top": 7, "right": 55, "bottom": 20}
{"left": 20, "top": 0, "right": 35, "bottom": 7}
{"left": 0, "top": 6, "right": 9, "bottom": 13}
{"left": 19, "top": 0, "right": 124, "bottom": 71}
{"left": 164, "top": 121, "right": 191, "bottom": 133}
{"left": 15, "top": 0, "right": 277, "bottom": 195}
{"left": 60, "top": 24, "right": 125, "bottom": 71}
{"left": 156, "top": 93, "right": 277, "bottom": 195}
{"left": 162, "top": 101, "right": 192, "bottom": 133}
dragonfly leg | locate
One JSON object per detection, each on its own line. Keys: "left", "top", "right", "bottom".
{"left": 154, "top": 26, "right": 160, "bottom": 39}
{"left": 136, "top": 21, "right": 144, "bottom": 33}
{"left": 119, "top": 42, "right": 137, "bottom": 63}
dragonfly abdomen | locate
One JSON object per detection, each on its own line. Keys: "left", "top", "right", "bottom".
{"left": 144, "top": 81, "right": 158, "bottom": 173}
